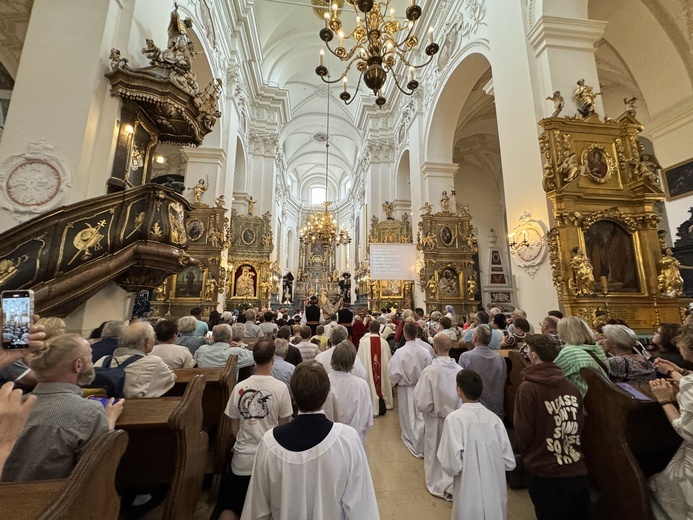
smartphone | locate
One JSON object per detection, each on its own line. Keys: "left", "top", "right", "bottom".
{"left": 88, "top": 396, "right": 116, "bottom": 407}
{"left": 2, "top": 290, "right": 34, "bottom": 350}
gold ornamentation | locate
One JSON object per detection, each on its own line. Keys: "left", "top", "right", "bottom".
{"left": 574, "top": 79, "right": 601, "bottom": 118}
{"left": 155, "top": 282, "right": 167, "bottom": 301}
{"left": 421, "top": 231, "right": 437, "bottom": 251}
{"left": 168, "top": 202, "right": 186, "bottom": 246}
{"left": 658, "top": 248, "right": 684, "bottom": 298}
{"left": 546, "top": 91, "right": 564, "bottom": 117}
{"left": 0, "top": 255, "right": 29, "bottom": 285}
{"left": 614, "top": 138, "right": 628, "bottom": 179}
{"left": 577, "top": 307, "right": 599, "bottom": 328}
{"left": 539, "top": 131, "right": 555, "bottom": 192}
{"left": 440, "top": 191, "right": 450, "bottom": 213}
{"left": 192, "top": 179, "right": 208, "bottom": 207}
{"left": 214, "top": 195, "right": 226, "bottom": 209}
{"left": 426, "top": 275, "right": 438, "bottom": 299}
{"left": 204, "top": 275, "right": 217, "bottom": 301}
{"left": 420, "top": 202, "right": 433, "bottom": 215}
{"left": 246, "top": 196, "right": 255, "bottom": 215}
{"left": 125, "top": 212, "right": 146, "bottom": 240}
{"left": 581, "top": 143, "right": 614, "bottom": 184}
{"left": 569, "top": 247, "right": 595, "bottom": 297}
{"left": 546, "top": 228, "right": 564, "bottom": 297}
{"left": 382, "top": 201, "right": 394, "bottom": 219}
{"left": 623, "top": 96, "right": 637, "bottom": 117}
{"left": 150, "top": 221, "right": 163, "bottom": 238}
{"left": 69, "top": 220, "right": 107, "bottom": 265}
{"left": 466, "top": 274, "right": 478, "bottom": 300}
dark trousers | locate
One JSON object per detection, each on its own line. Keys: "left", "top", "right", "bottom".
{"left": 528, "top": 474, "right": 590, "bottom": 520}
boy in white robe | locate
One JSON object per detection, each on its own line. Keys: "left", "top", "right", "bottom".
{"left": 357, "top": 319, "right": 393, "bottom": 415}
{"left": 241, "top": 361, "right": 379, "bottom": 520}
{"left": 324, "top": 341, "right": 373, "bottom": 444}
{"left": 413, "top": 332, "right": 462, "bottom": 499}
{"left": 388, "top": 321, "right": 433, "bottom": 458}
{"left": 437, "top": 369, "right": 516, "bottom": 520}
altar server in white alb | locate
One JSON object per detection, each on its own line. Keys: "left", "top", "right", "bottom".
{"left": 324, "top": 341, "right": 373, "bottom": 444}
{"left": 413, "top": 332, "right": 462, "bottom": 499}
{"left": 357, "top": 318, "right": 393, "bottom": 415}
{"left": 437, "top": 369, "right": 516, "bottom": 520}
{"left": 388, "top": 321, "right": 433, "bottom": 458}
{"left": 240, "top": 361, "right": 379, "bottom": 520}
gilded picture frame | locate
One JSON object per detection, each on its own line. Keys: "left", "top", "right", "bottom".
{"left": 581, "top": 144, "right": 614, "bottom": 184}
{"left": 664, "top": 157, "right": 693, "bottom": 201}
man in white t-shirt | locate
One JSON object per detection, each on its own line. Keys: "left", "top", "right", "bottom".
{"left": 220, "top": 339, "right": 293, "bottom": 520}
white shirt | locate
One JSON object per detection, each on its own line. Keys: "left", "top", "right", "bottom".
{"left": 151, "top": 343, "right": 195, "bottom": 369}
{"left": 324, "top": 371, "right": 373, "bottom": 444}
{"left": 315, "top": 348, "right": 368, "bottom": 380}
{"left": 437, "top": 403, "right": 516, "bottom": 520}
{"left": 194, "top": 342, "right": 255, "bottom": 369}
{"left": 225, "top": 374, "right": 293, "bottom": 475}
{"left": 240, "top": 423, "right": 379, "bottom": 520}
{"left": 357, "top": 333, "right": 393, "bottom": 412}
{"left": 296, "top": 341, "right": 320, "bottom": 361}
{"left": 94, "top": 347, "right": 176, "bottom": 398}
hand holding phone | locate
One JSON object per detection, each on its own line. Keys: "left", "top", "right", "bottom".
{"left": 2, "top": 291, "right": 34, "bottom": 350}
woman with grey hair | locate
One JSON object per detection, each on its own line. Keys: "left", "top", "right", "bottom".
{"left": 601, "top": 324, "right": 656, "bottom": 382}
{"left": 324, "top": 341, "right": 373, "bottom": 445}
{"left": 230, "top": 323, "right": 247, "bottom": 348}
{"left": 175, "top": 316, "right": 208, "bottom": 354}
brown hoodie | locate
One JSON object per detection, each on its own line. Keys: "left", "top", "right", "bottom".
{"left": 513, "top": 362, "right": 588, "bottom": 478}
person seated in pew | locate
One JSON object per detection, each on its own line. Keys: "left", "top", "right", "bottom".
{"left": 649, "top": 325, "right": 693, "bottom": 520}
{"left": 175, "top": 316, "right": 209, "bottom": 355}
{"left": 554, "top": 316, "right": 609, "bottom": 397}
{"left": 194, "top": 324, "right": 254, "bottom": 371}
{"left": 311, "top": 325, "right": 328, "bottom": 352}
{"left": 36, "top": 317, "right": 67, "bottom": 340}
{"left": 259, "top": 311, "right": 278, "bottom": 338}
{"left": 151, "top": 319, "right": 195, "bottom": 369}
{"left": 513, "top": 334, "right": 589, "bottom": 520}
{"left": 2, "top": 334, "right": 123, "bottom": 482}
{"left": 651, "top": 322, "right": 693, "bottom": 371}
{"left": 599, "top": 324, "right": 655, "bottom": 382}
{"left": 539, "top": 316, "right": 563, "bottom": 346}
{"left": 220, "top": 339, "right": 292, "bottom": 520}
{"left": 243, "top": 309, "right": 263, "bottom": 338}
{"left": 501, "top": 317, "right": 530, "bottom": 350}
{"left": 323, "top": 342, "right": 373, "bottom": 445}
{"left": 240, "top": 361, "right": 379, "bottom": 520}
{"left": 90, "top": 320, "right": 126, "bottom": 362}
{"left": 276, "top": 325, "right": 303, "bottom": 366}
{"left": 229, "top": 323, "right": 249, "bottom": 349}
{"left": 295, "top": 326, "right": 320, "bottom": 362}
{"left": 270, "top": 339, "right": 294, "bottom": 391}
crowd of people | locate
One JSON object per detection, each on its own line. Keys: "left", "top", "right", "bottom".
{"left": 0, "top": 302, "right": 692, "bottom": 520}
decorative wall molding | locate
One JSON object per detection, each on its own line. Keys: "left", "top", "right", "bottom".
{"left": 508, "top": 212, "right": 548, "bottom": 278}
{"left": 0, "top": 139, "right": 72, "bottom": 220}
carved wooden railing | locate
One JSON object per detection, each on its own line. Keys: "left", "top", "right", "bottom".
{"left": 0, "top": 184, "right": 194, "bottom": 316}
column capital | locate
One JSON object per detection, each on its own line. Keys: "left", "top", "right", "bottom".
{"left": 181, "top": 147, "right": 226, "bottom": 166}
{"left": 528, "top": 16, "right": 608, "bottom": 57}
{"left": 421, "top": 161, "right": 459, "bottom": 181}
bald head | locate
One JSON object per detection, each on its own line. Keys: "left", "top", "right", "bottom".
{"left": 119, "top": 321, "right": 156, "bottom": 354}
{"left": 433, "top": 332, "right": 453, "bottom": 356}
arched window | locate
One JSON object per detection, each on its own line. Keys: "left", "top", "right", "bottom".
{"left": 311, "top": 186, "right": 326, "bottom": 205}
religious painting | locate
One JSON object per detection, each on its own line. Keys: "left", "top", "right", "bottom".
{"left": 384, "top": 232, "right": 397, "bottom": 243}
{"left": 440, "top": 225, "right": 454, "bottom": 246}
{"left": 186, "top": 219, "right": 204, "bottom": 242}
{"left": 664, "top": 157, "right": 693, "bottom": 201}
{"left": 581, "top": 145, "right": 612, "bottom": 184}
{"left": 380, "top": 279, "right": 402, "bottom": 297}
{"left": 233, "top": 264, "right": 257, "bottom": 298}
{"left": 585, "top": 220, "right": 640, "bottom": 293}
{"left": 175, "top": 265, "right": 203, "bottom": 298}
{"left": 438, "top": 268, "right": 460, "bottom": 298}
{"left": 241, "top": 227, "right": 256, "bottom": 245}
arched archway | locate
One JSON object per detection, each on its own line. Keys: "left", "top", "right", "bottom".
{"left": 233, "top": 136, "right": 247, "bottom": 194}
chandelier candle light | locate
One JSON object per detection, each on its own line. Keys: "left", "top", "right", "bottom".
{"left": 299, "top": 81, "right": 352, "bottom": 246}
{"left": 315, "top": 0, "right": 439, "bottom": 106}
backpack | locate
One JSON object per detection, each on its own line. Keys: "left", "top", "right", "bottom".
{"left": 87, "top": 355, "right": 143, "bottom": 398}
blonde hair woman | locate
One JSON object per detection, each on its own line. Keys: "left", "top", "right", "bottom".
{"left": 554, "top": 316, "right": 609, "bottom": 396}
{"left": 36, "top": 317, "right": 67, "bottom": 341}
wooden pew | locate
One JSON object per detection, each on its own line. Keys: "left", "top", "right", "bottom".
{"left": 580, "top": 367, "right": 682, "bottom": 520}
{"left": 166, "top": 355, "right": 239, "bottom": 497}
{"left": 504, "top": 350, "right": 529, "bottom": 426}
{"left": 116, "top": 374, "right": 208, "bottom": 520}
{"left": 0, "top": 429, "right": 128, "bottom": 520}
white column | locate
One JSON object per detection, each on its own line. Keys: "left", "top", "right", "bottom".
{"left": 421, "top": 162, "right": 458, "bottom": 212}
{"left": 247, "top": 134, "right": 279, "bottom": 216}
{"left": 487, "top": 0, "right": 560, "bottom": 322}
{"left": 181, "top": 147, "right": 227, "bottom": 208}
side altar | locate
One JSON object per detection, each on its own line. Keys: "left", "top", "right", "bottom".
{"left": 540, "top": 84, "right": 689, "bottom": 331}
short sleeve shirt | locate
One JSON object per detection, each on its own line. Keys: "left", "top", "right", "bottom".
{"left": 225, "top": 374, "right": 293, "bottom": 475}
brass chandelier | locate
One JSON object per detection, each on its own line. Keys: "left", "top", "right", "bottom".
{"left": 298, "top": 83, "right": 352, "bottom": 246}
{"left": 315, "top": 0, "right": 439, "bottom": 106}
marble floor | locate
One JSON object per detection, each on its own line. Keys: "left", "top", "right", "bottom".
{"left": 367, "top": 404, "right": 536, "bottom": 520}
{"left": 149, "top": 400, "right": 537, "bottom": 519}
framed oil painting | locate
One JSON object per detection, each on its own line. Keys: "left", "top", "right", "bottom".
{"left": 175, "top": 265, "right": 203, "bottom": 299}
{"left": 664, "top": 158, "right": 693, "bottom": 201}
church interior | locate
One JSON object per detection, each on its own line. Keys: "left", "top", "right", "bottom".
{"left": 1, "top": 0, "right": 693, "bottom": 518}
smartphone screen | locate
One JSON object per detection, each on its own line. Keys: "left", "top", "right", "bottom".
{"left": 2, "top": 290, "right": 34, "bottom": 349}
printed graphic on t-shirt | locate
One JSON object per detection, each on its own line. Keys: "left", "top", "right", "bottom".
{"left": 238, "top": 388, "right": 273, "bottom": 420}
{"left": 543, "top": 394, "right": 582, "bottom": 465}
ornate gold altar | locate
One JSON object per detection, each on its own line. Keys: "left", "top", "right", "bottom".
{"left": 295, "top": 238, "right": 341, "bottom": 309}
{"left": 224, "top": 207, "right": 278, "bottom": 310}
{"left": 540, "top": 93, "right": 688, "bottom": 331}
{"left": 367, "top": 213, "right": 414, "bottom": 310}
{"left": 416, "top": 197, "right": 480, "bottom": 315}
{"left": 151, "top": 198, "right": 230, "bottom": 317}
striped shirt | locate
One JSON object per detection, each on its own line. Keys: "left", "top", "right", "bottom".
{"left": 554, "top": 344, "right": 608, "bottom": 397}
